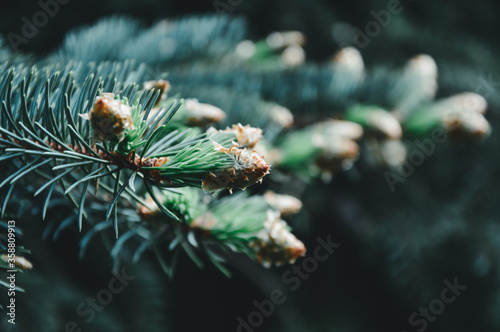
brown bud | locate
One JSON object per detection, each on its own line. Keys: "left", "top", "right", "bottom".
{"left": 1, "top": 254, "right": 33, "bottom": 270}
{"left": 249, "top": 210, "right": 306, "bottom": 267}
{"left": 208, "top": 124, "right": 262, "bottom": 149}
{"left": 184, "top": 99, "right": 226, "bottom": 126}
{"left": 82, "top": 93, "right": 134, "bottom": 142}
{"left": 144, "top": 80, "right": 171, "bottom": 106}
{"left": 264, "top": 191, "right": 302, "bottom": 216}
{"left": 443, "top": 110, "right": 491, "bottom": 138}
{"left": 314, "top": 138, "right": 360, "bottom": 174}
{"left": 202, "top": 143, "right": 270, "bottom": 192}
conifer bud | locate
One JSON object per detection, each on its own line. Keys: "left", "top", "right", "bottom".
{"left": 404, "top": 92, "right": 490, "bottom": 138}
{"left": 275, "top": 119, "right": 362, "bottom": 175}
{"left": 249, "top": 210, "right": 306, "bottom": 267}
{"left": 264, "top": 191, "right": 302, "bottom": 216}
{"left": 308, "top": 120, "right": 362, "bottom": 173}
{"left": 403, "top": 54, "right": 438, "bottom": 102}
{"left": 144, "top": 80, "right": 171, "bottom": 106}
{"left": 443, "top": 109, "right": 491, "bottom": 138}
{"left": 316, "top": 119, "right": 363, "bottom": 141}
{"left": 267, "top": 104, "right": 294, "bottom": 128}
{"left": 1, "top": 254, "right": 33, "bottom": 270}
{"left": 137, "top": 197, "right": 160, "bottom": 219}
{"left": 208, "top": 124, "right": 262, "bottom": 148}
{"left": 378, "top": 139, "right": 407, "bottom": 168}
{"left": 202, "top": 142, "right": 270, "bottom": 192}
{"left": 184, "top": 98, "right": 226, "bottom": 126}
{"left": 440, "top": 92, "right": 487, "bottom": 114}
{"left": 282, "top": 45, "right": 306, "bottom": 67}
{"left": 314, "top": 137, "right": 360, "bottom": 173}
{"left": 333, "top": 47, "right": 365, "bottom": 80}
{"left": 406, "top": 54, "right": 438, "bottom": 80}
{"left": 370, "top": 113, "right": 402, "bottom": 139}
{"left": 191, "top": 212, "right": 217, "bottom": 229}
{"left": 346, "top": 105, "right": 402, "bottom": 139}
{"left": 235, "top": 40, "right": 257, "bottom": 59}
{"left": 266, "top": 31, "right": 306, "bottom": 49}
{"left": 81, "top": 93, "right": 134, "bottom": 142}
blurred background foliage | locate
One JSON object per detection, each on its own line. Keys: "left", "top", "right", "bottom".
{"left": 1, "top": 0, "right": 500, "bottom": 331}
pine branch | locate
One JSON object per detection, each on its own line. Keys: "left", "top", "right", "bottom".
{"left": 54, "top": 15, "right": 246, "bottom": 65}
{"left": 0, "top": 64, "right": 271, "bottom": 238}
